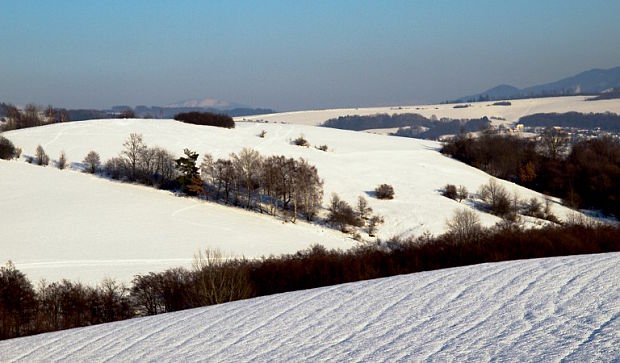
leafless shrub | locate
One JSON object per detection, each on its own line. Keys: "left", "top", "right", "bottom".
{"left": 0, "top": 136, "right": 16, "bottom": 160}
{"left": 446, "top": 208, "right": 482, "bottom": 242}
{"left": 57, "top": 151, "right": 67, "bottom": 170}
{"left": 367, "top": 215, "right": 384, "bottom": 237}
{"left": 478, "top": 178, "right": 512, "bottom": 217}
{"left": 442, "top": 184, "right": 457, "bottom": 199}
{"left": 292, "top": 135, "right": 309, "bottom": 147}
{"left": 375, "top": 184, "right": 395, "bottom": 199}
{"left": 357, "top": 196, "right": 373, "bottom": 220}
{"left": 328, "top": 193, "right": 363, "bottom": 232}
{"left": 457, "top": 185, "right": 469, "bottom": 202}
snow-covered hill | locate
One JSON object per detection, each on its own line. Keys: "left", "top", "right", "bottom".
{"left": 236, "top": 95, "right": 620, "bottom": 126}
{"left": 1, "top": 119, "right": 583, "bottom": 283}
{"left": 2, "top": 253, "right": 617, "bottom": 361}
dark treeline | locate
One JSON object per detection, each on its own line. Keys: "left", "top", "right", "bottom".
{"left": 519, "top": 112, "right": 620, "bottom": 132}
{"left": 441, "top": 132, "right": 620, "bottom": 217}
{"left": 2, "top": 222, "right": 619, "bottom": 340}
{"left": 135, "top": 106, "right": 275, "bottom": 119}
{"left": 323, "top": 113, "right": 429, "bottom": 131}
{"left": 174, "top": 112, "right": 235, "bottom": 128}
{"left": 0, "top": 102, "right": 9, "bottom": 117}
{"left": 0, "top": 104, "right": 70, "bottom": 131}
{"left": 322, "top": 113, "right": 491, "bottom": 140}
{"left": 587, "top": 88, "right": 620, "bottom": 101}
{"left": 396, "top": 117, "right": 490, "bottom": 139}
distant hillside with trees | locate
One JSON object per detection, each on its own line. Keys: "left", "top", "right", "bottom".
{"left": 322, "top": 113, "right": 491, "bottom": 140}
{"left": 519, "top": 112, "right": 620, "bottom": 132}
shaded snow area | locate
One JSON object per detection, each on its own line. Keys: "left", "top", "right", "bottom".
{"left": 1, "top": 253, "right": 618, "bottom": 362}
{"left": 2, "top": 119, "right": 586, "bottom": 283}
{"left": 236, "top": 95, "right": 620, "bottom": 126}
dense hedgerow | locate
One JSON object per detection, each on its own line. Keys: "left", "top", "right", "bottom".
{"left": 2, "top": 222, "right": 618, "bottom": 340}
{"left": 174, "top": 111, "right": 235, "bottom": 129}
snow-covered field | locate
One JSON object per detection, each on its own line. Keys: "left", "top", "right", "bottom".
{"left": 2, "top": 253, "right": 617, "bottom": 362}
{"left": 1, "top": 119, "right": 584, "bottom": 283}
{"left": 236, "top": 95, "right": 620, "bottom": 127}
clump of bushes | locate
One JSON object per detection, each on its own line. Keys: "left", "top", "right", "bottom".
{"left": 292, "top": 135, "right": 309, "bottom": 147}
{"left": 478, "top": 179, "right": 513, "bottom": 217}
{"left": 375, "top": 184, "right": 395, "bottom": 199}
{"left": 174, "top": 112, "right": 235, "bottom": 129}
{"left": 316, "top": 145, "right": 328, "bottom": 151}
{"left": 442, "top": 184, "right": 468, "bottom": 202}
{"left": 258, "top": 130, "right": 267, "bottom": 138}
{"left": 492, "top": 101, "right": 511, "bottom": 106}
{"left": 442, "top": 184, "right": 458, "bottom": 199}
{"left": 0, "top": 136, "right": 17, "bottom": 159}
{"left": 327, "top": 194, "right": 363, "bottom": 232}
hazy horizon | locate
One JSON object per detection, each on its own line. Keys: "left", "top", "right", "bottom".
{"left": 1, "top": 1, "right": 620, "bottom": 111}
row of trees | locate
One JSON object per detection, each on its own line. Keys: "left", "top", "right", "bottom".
{"left": 441, "top": 131, "right": 620, "bottom": 217}
{"left": 1, "top": 104, "right": 69, "bottom": 131}
{"left": 3, "top": 219, "right": 619, "bottom": 340}
{"left": 96, "top": 134, "right": 324, "bottom": 222}
{"left": 198, "top": 148, "right": 324, "bottom": 221}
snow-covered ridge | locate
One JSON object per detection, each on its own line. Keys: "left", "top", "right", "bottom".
{"left": 2, "top": 253, "right": 617, "bottom": 361}
{"left": 236, "top": 95, "right": 620, "bottom": 126}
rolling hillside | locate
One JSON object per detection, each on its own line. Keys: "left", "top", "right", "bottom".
{"left": 236, "top": 96, "right": 620, "bottom": 126}
{"left": 1, "top": 119, "right": 587, "bottom": 283}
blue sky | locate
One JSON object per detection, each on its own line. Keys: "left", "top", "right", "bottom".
{"left": 1, "top": 0, "right": 619, "bottom": 110}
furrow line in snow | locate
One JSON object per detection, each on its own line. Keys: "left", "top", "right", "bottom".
{"left": 202, "top": 284, "right": 344, "bottom": 360}
{"left": 248, "top": 274, "right": 424, "bottom": 360}
{"left": 364, "top": 262, "right": 519, "bottom": 361}
{"left": 102, "top": 307, "right": 213, "bottom": 362}
{"left": 423, "top": 260, "right": 546, "bottom": 361}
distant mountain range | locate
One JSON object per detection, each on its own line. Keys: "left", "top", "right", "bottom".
{"left": 164, "top": 98, "right": 246, "bottom": 110}
{"left": 455, "top": 66, "right": 620, "bottom": 102}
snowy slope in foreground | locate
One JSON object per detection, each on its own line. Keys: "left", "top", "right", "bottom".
{"left": 236, "top": 95, "right": 620, "bottom": 126}
{"left": 2, "top": 253, "right": 618, "bottom": 362}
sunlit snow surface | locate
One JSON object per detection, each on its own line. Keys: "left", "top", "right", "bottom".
{"left": 1, "top": 253, "right": 618, "bottom": 362}
{"left": 1, "top": 118, "right": 591, "bottom": 283}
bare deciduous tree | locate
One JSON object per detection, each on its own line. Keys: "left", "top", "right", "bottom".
{"left": 122, "top": 133, "right": 146, "bottom": 181}
{"left": 357, "top": 196, "right": 372, "bottom": 220}
{"left": 35, "top": 145, "right": 49, "bottom": 166}
{"left": 83, "top": 151, "right": 101, "bottom": 173}
{"left": 446, "top": 208, "right": 482, "bottom": 243}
